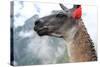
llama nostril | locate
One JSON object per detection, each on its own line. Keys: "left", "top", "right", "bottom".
{"left": 35, "top": 19, "right": 44, "bottom": 25}
{"left": 35, "top": 20, "right": 40, "bottom": 25}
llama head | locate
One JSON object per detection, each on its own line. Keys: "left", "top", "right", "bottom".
{"left": 34, "top": 4, "right": 82, "bottom": 39}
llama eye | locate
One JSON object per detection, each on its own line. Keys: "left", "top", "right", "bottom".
{"left": 56, "top": 14, "right": 66, "bottom": 18}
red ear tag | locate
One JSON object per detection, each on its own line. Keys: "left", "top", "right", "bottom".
{"left": 72, "top": 6, "right": 82, "bottom": 19}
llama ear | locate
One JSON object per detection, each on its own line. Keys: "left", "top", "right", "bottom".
{"left": 72, "top": 5, "right": 82, "bottom": 19}
{"left": 73, "top": 5, "right": 81, "bottom": 8}
{"left": 59, "top": 3, "right": 68, "bottom": 11}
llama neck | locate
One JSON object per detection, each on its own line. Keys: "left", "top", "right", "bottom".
{"left": 64, "top": 20, "right": 97, "bottom": 62}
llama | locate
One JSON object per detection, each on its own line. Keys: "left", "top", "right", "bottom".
{"left": 34, "top": 4, "right": 97, "bottom": 62}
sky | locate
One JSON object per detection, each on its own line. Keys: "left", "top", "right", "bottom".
{"left": 14, "top": 1, "right": 97, "bottom": 44}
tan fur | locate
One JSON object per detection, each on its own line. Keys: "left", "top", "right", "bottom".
{"left": 64, "top": 20, "right": 97, "bottom": 62}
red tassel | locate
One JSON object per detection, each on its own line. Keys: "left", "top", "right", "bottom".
{"left": 72, "top": 6, "right": 82, "bottom": 19}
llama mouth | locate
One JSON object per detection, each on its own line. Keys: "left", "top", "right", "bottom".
{"left": 35, "top": 28, "right": 49, "bottom": 36}
{"left": 37, "top": 30, "right": 48, "bottom": 36}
